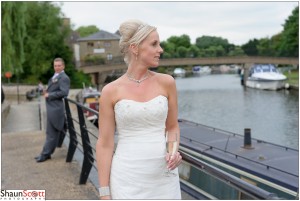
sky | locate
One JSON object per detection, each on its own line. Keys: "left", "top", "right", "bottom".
{"left": 58, "top": 1, "right": 298, "bottom": 46}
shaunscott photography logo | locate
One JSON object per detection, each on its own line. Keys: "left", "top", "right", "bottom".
{"left": 0, "top": 190, "right": 45, "bottom": 200}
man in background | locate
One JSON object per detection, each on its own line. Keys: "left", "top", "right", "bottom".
{"left": 35, "top": 58, "right": 70, "bottom": 162}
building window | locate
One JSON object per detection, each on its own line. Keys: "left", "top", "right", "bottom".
{"left": 97, "top": 41, "right": 101, "bottom": 48}
{"left": 104, "top": 42, "right": 111, "bottom": 48}
{"left": 107, "top": 54, "right": 113, "bottom": 60}
{"left": 87, "top": 42, "right": 94, "bottom": 47}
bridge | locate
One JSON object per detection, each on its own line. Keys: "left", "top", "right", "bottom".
{"left": 79, "top": 56, "right": 299, "bottom": 87}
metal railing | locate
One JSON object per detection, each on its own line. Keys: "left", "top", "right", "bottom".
{"left": 62, "top": 97, "right": 282, "bottom": 199}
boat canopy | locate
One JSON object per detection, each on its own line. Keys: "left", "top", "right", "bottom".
{"left": 251, "top": 64, "right": 279, "bottom": 74}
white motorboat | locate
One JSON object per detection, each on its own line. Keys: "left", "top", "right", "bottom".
{"left": 246, "top": 64, "right": 288, "bottom": 90}
{"left": 173, "top": 68, "right": 186, "bottom": 77}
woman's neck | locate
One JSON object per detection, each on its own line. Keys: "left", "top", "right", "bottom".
{"left": 126, "top": 66, "right": 149, "bottom": 80}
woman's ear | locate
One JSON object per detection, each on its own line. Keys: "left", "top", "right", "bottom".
{"left": 129, "top": 44, "right": 138, "bottom": 55}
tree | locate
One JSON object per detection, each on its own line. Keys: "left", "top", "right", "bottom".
{"left": 228, "top": 46, "right": 245, "bottom": 56}
{"left": 1, "top": 2, "right": 27, "bottom": 75}
{"left": 161, "top": 41, "right": 176, "bottom": 58}
{"left": 278, "top": 6, "right": 299, "bottom": 57}
{"left": 187, "top": 45, "right": 200, "bottom": 58}
{"left": 22, "top": 2, "right": 72, "bottom": 84}
{"left": 2, "top": 2, "right": 91, "bottom": 87}
{"left": 256, "top": 34, "right": 281, "bottom": 57}
{"left": 76, "top": 25, "right": 100, "bottom": 37}
{"left": 195, "top": 36, "right": 229, "bottom": 50}
{"left": 241, "top": 39, "right": 259, "bottom": 56}
{"left": 177, "top": 46, "right": 189, "bottom": 58}
{"left": 167, "top": 34, "right": 191, "bottom": 48}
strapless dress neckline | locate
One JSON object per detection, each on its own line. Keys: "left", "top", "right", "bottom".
{"left": 114, "top": 95, "right": 167, "bottom": 106}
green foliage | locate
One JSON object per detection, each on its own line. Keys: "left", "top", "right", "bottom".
{"left": 241, "top": 39, "right": 259, "bottom": 56}
{"left": 240, "top": 6, "right": 298, "bottom": 58}
{"left": 257, "top": 37, "right": 279, "bottom": 56}
{"left": 167, "top": 34, "right": 191, "bottom": 48}
{"left": 188, "top": 45, "right": 200, "bottom": 58}
{"left": 161, "top": 35, "right": 192, "bottom": 58}
{"left": 195, "top": 36, "right": 229, "bottom": 49}
{"left": 284, "top": 70, "right": 299, "bottom": 86}
{"left": 1, "top": 2, "right": 91, "bottom": 88}
{"left": 22, "top": 2, "right": 71, "bottom": 82}
{"left": 83, "top": 55, "right": 105, "bottom": 65}
{"left": 228, "top": 46, "right": 245, "bottom": 56}
{"left": 157, "top": 67, "right": 167, "bottom": 74}
{"left": 76, "top": 25, "right": 100, "bottom": 37}
{"left": 278, "top": 6, "right": 299, "bottom": 57}
{"left": 1, "top": 2, "right": 27, "bottom": 74}
{"left": 68, "top": 69, "right": 92, "bottom": 88}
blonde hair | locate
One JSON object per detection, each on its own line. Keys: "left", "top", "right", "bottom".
{"left": 119, "top": 19, "right": 156, "bottom": 65}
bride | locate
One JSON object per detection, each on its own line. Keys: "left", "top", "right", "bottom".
{"left": 96, "top": 19, "right": 182, "bottom": 199}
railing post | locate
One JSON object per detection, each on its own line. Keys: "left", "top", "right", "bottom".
{"left": 77, "top": 105, "right": 94, "bottom": 185}
{"left": 64, "top": 98, "right": 78, "bottom": 162}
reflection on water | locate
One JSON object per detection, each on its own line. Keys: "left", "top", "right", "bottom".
{"left": 176, "top": 74, "right": 299, "bottom": 149}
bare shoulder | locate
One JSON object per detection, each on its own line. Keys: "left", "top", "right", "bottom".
{"left": 153, "top": 72, "right": 175, "bottom": 87}
{"left": 100, "top": 79, "right": 120, "bottom": 104}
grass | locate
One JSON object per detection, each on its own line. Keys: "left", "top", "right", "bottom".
{"left": 284, "top": 70, "right": 299, "bottom": 86}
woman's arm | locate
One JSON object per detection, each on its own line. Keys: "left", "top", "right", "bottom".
{"left": 96, "top": 85, "right": 116, "bottom": 199}
{"left": 163, "top": 74, "right": 182, "bottom": 170}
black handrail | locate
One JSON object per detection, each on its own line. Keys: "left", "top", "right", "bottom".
{"left": 62, "top": 97, "right": 283, "bottom": 199}
{"left": 64, "top": 98, "right": 98, "bottom": 184}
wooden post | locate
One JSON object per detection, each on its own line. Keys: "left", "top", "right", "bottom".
{"left": 243, "top": 63, "right": 253, "bottom": 87}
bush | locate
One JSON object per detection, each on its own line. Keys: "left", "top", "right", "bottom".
{"left": 84, "top": 55, "right": 105, "bottom": 65}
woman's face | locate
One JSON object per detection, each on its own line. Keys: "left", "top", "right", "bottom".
{"left": 138, "top": 30, "right": 163, "bottom": 67}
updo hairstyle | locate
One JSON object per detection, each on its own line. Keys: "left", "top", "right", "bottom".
{"left": 119, "top": 19, "right": 156, "bottom": 65}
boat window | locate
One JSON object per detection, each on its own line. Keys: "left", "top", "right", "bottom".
{"left": 254, "top": 66, "right": 262, "bottom": 73}
{"left": 270, "top": 65, "right": 278, "bottom": 72}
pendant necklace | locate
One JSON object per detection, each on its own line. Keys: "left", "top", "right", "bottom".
{"left": 126, "top": 70, "right": 150, "bottom": 86}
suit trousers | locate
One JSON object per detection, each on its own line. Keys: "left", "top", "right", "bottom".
{"left": 41, "top": 120, "right": 62, "bottom": 156}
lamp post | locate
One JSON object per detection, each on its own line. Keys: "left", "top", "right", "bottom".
{"left": 17, "top": 74, "right": 20, "bottom": 104}
{"left": 14, "top": 69, "right": 20, "bottom": 105}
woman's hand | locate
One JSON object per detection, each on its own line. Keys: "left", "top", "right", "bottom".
{"left": 166, "top": 152, "right": 182, "bottom": 170}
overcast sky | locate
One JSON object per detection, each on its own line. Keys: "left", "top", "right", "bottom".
{"left": 58, "top": 1, "right": 298, "bottom": 45}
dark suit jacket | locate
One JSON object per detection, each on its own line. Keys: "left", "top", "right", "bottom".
{"left": 46, "top": 71, "right": 70, "bottom": 130}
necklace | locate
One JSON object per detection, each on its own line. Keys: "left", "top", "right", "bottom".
{"left": 126, "top": 71, "right": 150, "bottom": 86}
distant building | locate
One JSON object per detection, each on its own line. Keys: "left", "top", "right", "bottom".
{"left": 62, "top": 18, "right": 81, "bottom": 68}
{"left": 77, "top": 30, "right": 122, "bottom": 66}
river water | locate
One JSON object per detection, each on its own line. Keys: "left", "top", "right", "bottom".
{"left": 176, "top": 74, "right": 299, "bottom": 149}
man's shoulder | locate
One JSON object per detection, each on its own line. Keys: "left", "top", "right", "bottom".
{"left": 60, "top": 72, "right": 70, "bottom": 80}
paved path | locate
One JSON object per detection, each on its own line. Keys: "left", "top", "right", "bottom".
{"left": 1, "top": 95, "right": 99, "bottom": 200}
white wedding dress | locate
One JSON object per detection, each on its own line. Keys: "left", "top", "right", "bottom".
{"left": 110, "top": 95, "right": 181, "bottom": 199}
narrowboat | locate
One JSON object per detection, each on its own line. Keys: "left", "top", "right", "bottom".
{"left": 178, "top": 119, "right": 298, "bottom": 199}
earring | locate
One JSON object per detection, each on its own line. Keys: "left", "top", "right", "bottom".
{"left": 135, "top": 53, "right": 138, "bottom": 61}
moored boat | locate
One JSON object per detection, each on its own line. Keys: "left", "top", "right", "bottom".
{"left": 178, "top": 119, "right": 298, "bottom": 199}
{"left": 76, "top": 85, "right": 100, "bottom": 125}
{"left": 246, "top": 64, "right": 288, "bottom": 90}
{"left": 193, "top": 66, "right": 211, "bottom": 75}
{"left": 173, "top": 68, "right": 186, "bottom": 77}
